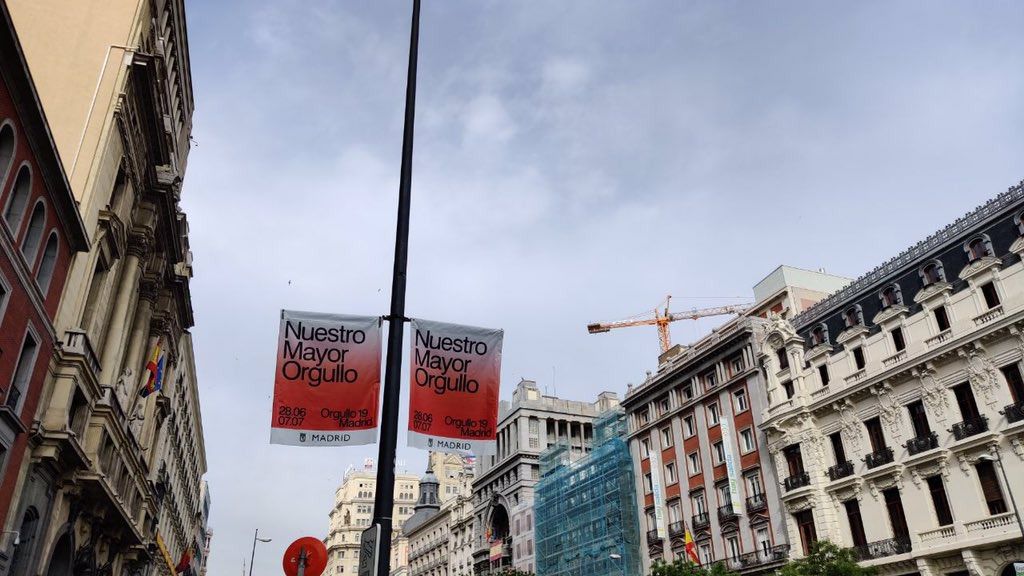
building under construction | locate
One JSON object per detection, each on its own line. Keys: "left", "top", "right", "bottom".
{"left": 535, "top": 408, "right": 641, "bottom": 576}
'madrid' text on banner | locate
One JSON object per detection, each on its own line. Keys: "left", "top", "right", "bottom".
{"left": 408, "top": 318, "right": 502, "bottom": 455}
{"left": 271, "top": 310, "right": 381, "bottom": 446}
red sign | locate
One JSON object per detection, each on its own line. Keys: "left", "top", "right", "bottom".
{"left": 407, "top": 318, "right": 502, "bottom": 455}
{"left": 283, "top": 537, "right": 328, "bottom": 576}
{"left": 271, "top": 310, "right": 381, "bottom": 446}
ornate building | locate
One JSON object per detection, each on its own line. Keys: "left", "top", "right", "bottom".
{"left": 1, "top": 1, "right": 208, "bottom": 575}
{"left": 758, "top": 182, "right": 1024, "bottom": 576}
{"left": 404, "top": 455, "right": 475, "bottom": 576}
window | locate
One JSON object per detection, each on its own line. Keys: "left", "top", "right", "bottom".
{"left": 775, "top": 348, "right": 789, "bottom": 370}
{"left": 692, "top": 491, "right": 707, "bottom": 514}
{"left": 7, "top": 330, "right": 39, "bottom": 414}
{"left": 739, "top": 428, "right": 755, "bottom": 453}
{"left": 810, "top": 324, "right": 829, "bottom": 346}
{"left": 665, "top": 462, "right": 677, "bottom": 484}
{"left": 843, "top": 500, "right": 867, "bottom": 547}
{"left": 794, "top": 510, "right": 817, "bottom": 556}
{"left": 528, "top": 437, "right": 539, "bottom": 448}
{"left": 661, "top": 427, "right": 673, "bottom": 448}
{"left": 726, "top": 535, "right": 741, "bottom": 560}
{"left": 638, "top": 408, "right": 650, "bottom": 426}
{"left": 891, "top": 327, "right": 906, "bottom": 352}
{"left": 883, "top": 488, "right": 910, "bottom": 540}
{"left": 713, "top": 441, "right": 726, "bottom": 464}
{"left": 733, "top": 389, "right": 748, "bottom": 413}
{"left": 699, "top": 543, "right": 713, "bottom": 565}
{"left": 528, "top": 417, "right": 539, "bottom": 434}
{"left": 976, "top": 460, "right": 1007, "bottom": 514}
{"left": 981, "top": 282, "right": 1000, "bottom": 309}
{"left": 952, "top": 383, "right": 981, "bottom": 421}
{"left": 783, "top": 445, "right": 805, "bottom": 477}
{"left": 681, "top": 385, "right": 694, "bottom": 400}
{"left": 934, "top": 305, "right": 951, "bottom": 331}
{"left": 818, "top": 364, "right": 830, "bottom": 387}
{"left": 966, "top": 236, "right": 993, "bottom": 261}
{"left": 643, "top": 473, "right": 653, "bottom": 493}
{"left": 0, "top": 124, "right": 14, "bottom": 185}
{"left": 707, "top": 403, "right": 720, "bottom": 426}
{"left": 703, "top": 370, "right": 718, "bottom": 389}
{"left": 755, "top": 527, "right": 771, "bottom": 555}
{"left": 864, "top": 417, "right": 886, "bottom": 451}
{"left": 640, "top": 437, "right": 651, "bottom": 458}
{"left": 852, "top": 347, "right": 865, "bottom": 370}
{"left": 1000, "top": 363, "right": 1024, "bottom": 403}
{"left": 21, "top": 201, "right": 45, "bottom": 264}
{"left": 687, "top": 452, "right": 702, "bottom": 475}
{"left": 730, "top": 356, "right": 744, "bottom": 375}
{"left": 668, "top": 501, "right": 682, "bottom": 523}
{"left": 880, "top": 284, "right": 903, "bottom": 308}
{"left": 844, "top": 305, "right": 864, "bottom": 328}
{"left": 781, "top": 380, "right": 794, "bottom": 399}
{"left": 659, "top": 396, "right": 671, "bottom": 415}
{"left": 0, "top": 274, "right": 9, "bottom": 326}
{"left": 683, "top": 414, "right": 696, "bottom": 437}
{"left": 920, "top": 260, "right": 946, "bottom": 285}
{"left": 36, "top": 232, "right": 58, "bottom": 296}
{"left": 926, "top": 475, "right": 953, "bottom": 526}
{"left": 907, "top": 401, "right": 931, "bottom": 438}
{"left": 745, "top": 472, "right": 763, "bottom": 497}
{"left": 4, "top": 166, "right": 31, "bottom": 235}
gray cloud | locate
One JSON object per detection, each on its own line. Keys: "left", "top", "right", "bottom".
{"left": 181, "top": 1, "right": 1024, "bottom": 574}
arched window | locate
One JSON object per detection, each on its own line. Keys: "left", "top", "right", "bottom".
{"left": 879, "top": 284, "right": 903, "bottom": 308}
{"left": 919, "top": 260, "right": 946, "bottom": 286}
{"left": 844, "top": 305, "right": 864, "bottom": 328}
{"left": 965, "top": 235, "right": 993, "bottom": 261}
{"left": 21, "top": 200, "right": 45, "bottom": 265}
{"left": 0, "top": 122, "right": 14, "bottom": 187}
{"left": 36, "top": 232, "right": 59, "bottom": 296}
{"left": 810, "top": 324, "right": 829, "bottom": 346}
{"left": 3, "top": 165, "right": 31, "bottom": 234}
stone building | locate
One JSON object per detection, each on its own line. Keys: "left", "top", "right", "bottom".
{"left": 758, "top": 182, "right": 1024, "bottom": 576}
{"left": 621, "top": 266, "right": 848, "bottom": 575}
{"left": 471, "top": 379, "right": 619, "bottom": 575}
{"left": 404, "top": 455, "right": 475, "bottom": 576}
{"left": 1, "top": 1, "right": 207, "bottom": 575}
{"left": 324, "top": 463, "right": 420, "bottom": 576}
{"left": 0, "top": 5, "right": 90, "bottom": 574}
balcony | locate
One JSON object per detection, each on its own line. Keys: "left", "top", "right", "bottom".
{"left": 1001, "top": 401, "right": 1024, "bottom": 424}
{"left": 691, "top": 512, "right": 710, "bottom": 530}
{"left": 63, "top": 329, "right": 102, "bottom": 376}
{"left": 851, "top": 537, "right": 912, "bottom": 561}
{"left": 746, "top": 493, "right": 767, "bottom": 513}
{"left": 783, "top": 472, "right": 810, "bottom": 492}
{"left": 646, "top": 529, "right": 662, "bottom": 543}
{"left": 951, "top": 415, "right": 989, "bottom": 441}
{"left": 717, "top": 503, "right": 738, "bottom": 521}
{"left": 668, "top": 521, "right": 685, "bottom": 537}
{"left": 725, "top": 545, "right": 790, "bottom": 571}
{"left": 828, "top": 460, "right": 854, "bottom": 481}
{"left": 905, "top": 432, "right": 939, "bottom": 456}
{"left": 864, "top": 447, "right": 894, "bottom": 469}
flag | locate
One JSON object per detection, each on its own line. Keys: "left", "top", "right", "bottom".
{"left": 684, "top": 530, "right": 700, "bottom": 565}
{"left": 140, "top": 352, "right": 167, "bottom": 398}
{"left": 174, "top": 548, "right": 192, "bottom": 573}
{"left": 138, "top": 340, "right": 162, "bottom": 397}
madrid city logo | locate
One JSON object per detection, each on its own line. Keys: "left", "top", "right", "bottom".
{"left": 299, "top": 433, "right": 307, "bottom": 442}
{"left": 427, "top": 438, "right": 434, "bottom": 447}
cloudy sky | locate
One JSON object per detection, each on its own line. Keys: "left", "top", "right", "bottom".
{"left": 181, "top": 1, "right": 1024, "bottom": 574}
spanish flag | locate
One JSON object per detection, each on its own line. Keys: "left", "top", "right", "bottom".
{"left": 140, "top": 341, "right": 166, "bottom": 398}
{"left": 684, "top": 529, "right": 700, "bottom": 565}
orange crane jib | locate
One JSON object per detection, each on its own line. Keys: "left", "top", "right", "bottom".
{"left": 587, "top": 295, "right": 752, "bottom": 353}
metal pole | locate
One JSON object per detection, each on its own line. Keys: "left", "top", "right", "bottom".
{"left": 994, "top": 452, "right": 1024, "bottom": 540}
{"left": 372, "top": 1, "right": 420, "bottom": 576}
{"left": 297, "top": 546, "right": 308, "bottom": 576}
{"left": 248, "top": 529, "right": 258, "bottom": 576}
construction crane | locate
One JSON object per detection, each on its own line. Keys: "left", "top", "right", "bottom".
{"left": 587, "top": 295, "right": 751, "bottom": 354}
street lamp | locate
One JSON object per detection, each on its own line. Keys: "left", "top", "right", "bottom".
{"left": 976, "top": 453, "right": 1024, "bottom": 541}
{"left": 248, "top": 529, "right": 272, "bottom": 576}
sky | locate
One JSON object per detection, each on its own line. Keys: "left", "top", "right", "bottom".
{"left": 180, "top": 2, "right": 1024, "bottom": 575}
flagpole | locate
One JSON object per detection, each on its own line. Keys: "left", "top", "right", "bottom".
{"left": 370, "top": 1, "right": 420, "bottom": 576}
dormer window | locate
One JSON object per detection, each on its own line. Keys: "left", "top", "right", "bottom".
{"left": 919, "top": 260, "right": 946, "bottom": 286}
{"left": 843, "top": 305, "right": 864, "bottom": 328}
{"left": 965, "top": 235, "right": 993, "bottom": 262}
{"left": 879, "top": 284, "right": 903, "bottom": 308}
{"left": 810, "top": 324, "right": 829, "bottom": 346}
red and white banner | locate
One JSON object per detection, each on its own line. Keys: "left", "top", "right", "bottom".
{"left": 408, "top": 318, "right": 502, "bottom": 455}
{"left": 271, "top": 310, "right": 381, "bottom": 446}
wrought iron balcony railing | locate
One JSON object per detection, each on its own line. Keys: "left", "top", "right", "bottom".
{"left": 783, "top": 471, "right": 810, "bottom": 491}
{"left": 864, "top": 446, "right": 894, "bottom": 469}
{"left": 646, "top": 529, "right": 662, "bottom": 543}
{"left": 746, "top": 493, "right": 767, "bottom": 513}
{"left": 691, "top": 512, "right": 710, "bottom": 530}
{"left": 905, "top": 432, "right": 939, "bottom": 455}
{"left": 951, "top": 415, "right": 989, "bottom": 441}
{"left": 851, "top": 537, "right": 912, "bottom": 561}
{"left": 668, "top": 521, "right": 685, "bottom": 537}
{"left": 1001, "top": 401, "right": 1024, "bottom": 424}
{"left": 828, "top": 460, "right": 854, "bottom": 481}
{"left": 718, "top": 503, "right": 738, "bottom": 521}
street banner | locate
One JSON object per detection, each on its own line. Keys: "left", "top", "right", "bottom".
{"left": 720, "top": 417, "right": 744, "bottom": 512}
{"left": 649, "top": 450, "right": 667, "bottom": 539}
{"left": 271, "top": 310, "right": 381, "bottom": 446}
{"left": 407, "top": 318, "right": 502, "bottom": 455}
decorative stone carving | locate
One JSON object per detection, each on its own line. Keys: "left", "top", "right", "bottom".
{"left": 909, "top": 455, "right": 949, "bottom": 487}
{"left": 128, "top": 402, "right": 145, "bottom": 440}
{"left": 833, "top": 399, "right": 865, "bottom": 458}
{"left": 766, "top": 312, "right": 798, "bottom": 343}
{"left": 957, "top": 453, "right": 972, "bottom": 476}
{"left": 914, "top": 364, "right": 949, "bottom": 423}
{"left": 872, "top": 382, "right": 904, "bottom": 442}
{"left": 960, "top": 346, "right": 1001, "bottom": 408}
{"left": 1010, "top": 437, "right": 1024, "bottom": 461}
{"left": 126, "top": 230, "right": 152, "bottom": 260}
{"left": 114, "top": 368, "right": 133, "bottom": 411}
{"left": 867, "top": 469, "right": 904, "bottom": 500}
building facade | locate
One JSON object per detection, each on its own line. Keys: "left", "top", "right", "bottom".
{"left": 405, "top": 454, "right": 475, "bottom": 576}
{"left": 0, "top": 6, "right": 90, "bottom": 574}
{"left": 471, "top": 379, "right": 619, "bottom": 575}
{"left": 2, "top": 1, "right": 207, "bottom": 575}
{"left": 759, "top": 182, "right": 1024, "bottom": 576}
{"left": 324, "top": 464, "right": 420, "bottom": 576}
{"left": 535, "top": 408, "right": 642, "bottom": 576}
{"left": 621, "top": 267, "right": 849, "bottom": 575}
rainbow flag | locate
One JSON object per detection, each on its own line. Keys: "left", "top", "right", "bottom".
{"left": 140, "top": 349, "right": 167, "bottom": 398}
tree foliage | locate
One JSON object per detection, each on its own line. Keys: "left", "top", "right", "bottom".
{"left": 777, "top": 540, "right": 877, "bottom": 576}
{"left": 650, "top": 559, "right": 738, "bottom": 576}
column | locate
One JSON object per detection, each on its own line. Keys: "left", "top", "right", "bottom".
{"left": 98, "top": 233, "right": 150, "bottom": 384}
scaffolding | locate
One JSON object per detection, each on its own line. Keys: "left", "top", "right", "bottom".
{"left": 535, "top": 408, "right": 641, "bottom": 576}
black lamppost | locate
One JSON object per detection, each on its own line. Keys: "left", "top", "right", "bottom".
{"left": 248, "top": 529, "right": 272, "bottom": 576}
